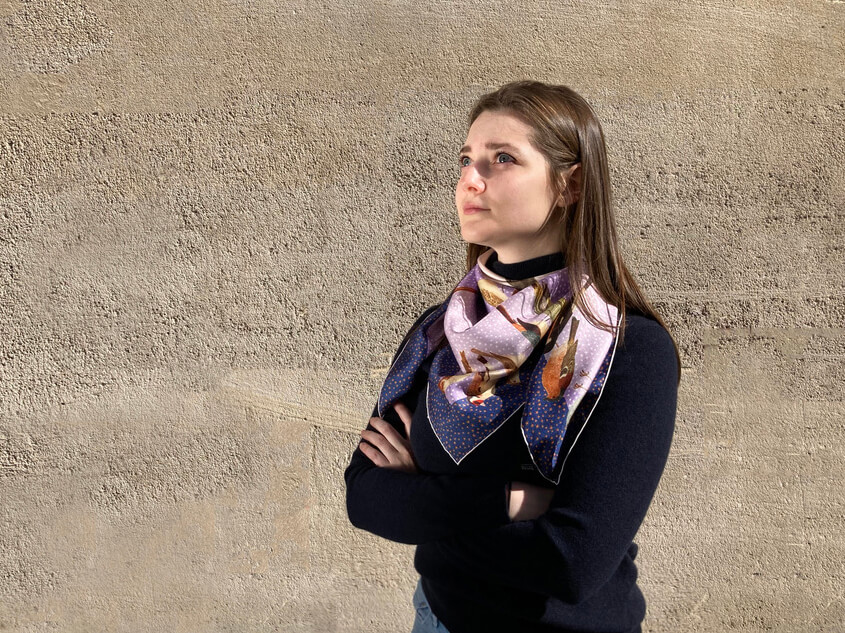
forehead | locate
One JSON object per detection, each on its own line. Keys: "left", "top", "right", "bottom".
{"left": 464, "top": 110, "right": 537, "bottom": 149}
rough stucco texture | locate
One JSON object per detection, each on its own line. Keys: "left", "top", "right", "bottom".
{"left": 0, "top": 0, "right": 843, "bottom": 631}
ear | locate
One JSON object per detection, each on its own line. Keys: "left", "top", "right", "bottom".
{"left": 554, "top": 163, "right": 581, "bottom": 208}
{"left": 559, "top": 163, "right": 581, "bottom": 207}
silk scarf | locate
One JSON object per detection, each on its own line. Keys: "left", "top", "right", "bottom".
{"left": 378, "top": 249, "right": 619, "bottom": 484}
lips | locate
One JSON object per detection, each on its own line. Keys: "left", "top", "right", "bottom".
{"left": 462, "top": 204, "right": 489, "bottom": 215}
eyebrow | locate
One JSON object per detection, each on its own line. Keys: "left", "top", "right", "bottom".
{"left": 459, "top": 141, "right": 522, "bottom": 155}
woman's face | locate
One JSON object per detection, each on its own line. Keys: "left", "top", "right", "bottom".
{"left": 456, "top": 110, "right": 560, "bottom": 263}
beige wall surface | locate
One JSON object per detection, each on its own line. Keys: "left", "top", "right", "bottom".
{"left": 1, "top": 0, "right": 843, "bottom": 631}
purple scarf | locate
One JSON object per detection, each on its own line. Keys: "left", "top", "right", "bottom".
{"left": 379, "top": 250, "right": 619, "bottom": 483}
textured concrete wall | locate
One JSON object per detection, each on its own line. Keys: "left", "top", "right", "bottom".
{"left": 1, "top": 0, "right": 843, "bottom": 631}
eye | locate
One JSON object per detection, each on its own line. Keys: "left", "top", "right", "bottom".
{"left": 495, "top": 153, "right": 515, "bottom": 164}
{"left": 459, "top": 155, "right": 471, "bottom": 168}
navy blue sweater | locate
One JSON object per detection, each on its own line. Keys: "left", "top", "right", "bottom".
{"left": 344, "top": 253, "right": 678, "bottom": 633}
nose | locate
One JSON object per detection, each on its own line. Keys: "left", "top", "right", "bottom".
{"left": 459, "top": 163, "right": 486, "bottom": 193}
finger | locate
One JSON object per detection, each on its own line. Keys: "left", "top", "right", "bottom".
{"left": 369, "top": 418, "right": 409, "bottom": 453}
{"left": 393, "top": 402, "right": 413, "bottom": 438}
{"left": 361, "top": 429, "right": 399, "bottom": 459}
{"left": 359, "top": 440, "right": 389, "bottom": 467}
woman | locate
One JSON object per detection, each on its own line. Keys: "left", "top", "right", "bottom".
{"left": 344, "top": 81, "right": 680, "bottom": 633}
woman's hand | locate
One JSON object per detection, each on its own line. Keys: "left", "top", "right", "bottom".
{"left": 359, "top": 402, "right": 418, "bottom": 473}
{"left": 508, "top": 482, "right": 555, "bottom": 521}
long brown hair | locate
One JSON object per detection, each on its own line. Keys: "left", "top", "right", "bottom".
{"left": 465, "top": 81, "right": 680, "bottom": 376}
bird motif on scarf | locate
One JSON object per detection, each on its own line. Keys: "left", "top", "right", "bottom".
{"left": 542, "top": 316, "right": 579, "bottom": 400}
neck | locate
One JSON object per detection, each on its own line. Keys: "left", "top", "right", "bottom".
{"left": 493, "top": 245, "right": 561, "bottom": 265}
{"left": 484, "top": 249, "right": 565, "bottom": 280}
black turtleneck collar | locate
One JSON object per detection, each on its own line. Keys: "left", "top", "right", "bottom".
{"left": 486, "top": 250, "right": 565, "bottom": 280}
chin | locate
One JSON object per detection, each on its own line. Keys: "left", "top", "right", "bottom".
{"left": 459, "top": 227, "right": 492, "bottom": 247}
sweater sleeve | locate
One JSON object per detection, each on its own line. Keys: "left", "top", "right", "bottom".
{"left": 345, "top": 442, "right": 511, "bottom": 544}
{"left": 418, "top": 317, "right": 679, "bottom": 604}
{"left": 344, "top": 305, "right": 511, "bottom": 545}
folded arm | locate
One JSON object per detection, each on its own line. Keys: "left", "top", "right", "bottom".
{"left": 345, "top": 436, "right": 511, "bottom": 544}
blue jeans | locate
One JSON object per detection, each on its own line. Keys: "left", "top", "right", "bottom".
{"left": 411, "top": 579, "right": 451, "bottom": 633}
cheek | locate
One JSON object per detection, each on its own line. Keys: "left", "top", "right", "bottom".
{"left": 525, "top": 174, "right": 556, "bottom": 207}
{"left": 509, "top": 178, "right": 555, "bottom": 227}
